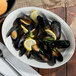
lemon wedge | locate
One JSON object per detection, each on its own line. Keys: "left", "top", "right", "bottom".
{"left": 24, "top": 38, "right": 36, "bottom": 51}
{"left": 30, "top": 9, "right": 38, "bottom": 23}
{"left": 45, "top": 29, "right": 56, "bottom": 40}
{"left": 21, "top": 25, "right": 28, "bottom": 33}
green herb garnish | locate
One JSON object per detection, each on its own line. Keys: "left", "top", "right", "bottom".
{"left": 39, "top": 48, "right": 43, "bottom": 53}
{"left": 26, "top": 34, "right": 30, "bottom": 38}
{"left": 53, "top": 48, "right": 57, "bottom": 52}
{"left": 43, "top": 38, "right": 54, "bottom": 42}
{"left": 64, "top": 40, "right": 68, "bottom": 45}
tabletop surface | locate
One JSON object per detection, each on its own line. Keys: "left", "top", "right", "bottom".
{"left": 0, "top": 6, "right": 76, "bottom": 76}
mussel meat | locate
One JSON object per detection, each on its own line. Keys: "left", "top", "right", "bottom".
{"left": 20, "top": 18, "right": 34, "bottom": 31}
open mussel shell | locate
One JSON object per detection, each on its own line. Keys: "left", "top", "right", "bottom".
{"left": 13, "top": 14, "right": 32, "bottom": 25}
{"left": 6, "top": 18, "right": 22, "bottom": 37}
{"left": 6, "top": 27, "right": 16, "bottom": 37}
{"left": 50, "top": 21, "right": 61, "bottom": 40}
{"left": 52, "top": 49, "right": 63, "bottom": 62}
{"left": 13, "top": 14, "right": 35, "bottom": 31}
{"left": 32, "top": 44, "right": 48, "bottom": 62}
{"left": 32, "top": 50, "right": 48, "bottom": 62}
{"left": 32, "top": 51, "right": 44, "bottom": 62}
{"left": 20, "top": 19, "right": 34, "bottom": 31}
{"left": 20, "top": 18, "right": 34, "bottom": 29}
{"left": 51, "top": 40, "right": 70, "bottom": 48}
{"left": 20, "top": 15, "right": 35, "bottom": 31}
{"left": 6, "top": 19, "right": 25, "bottom": 37}
{"left": 11, "top": 27, "right": 22, "bottom": 49}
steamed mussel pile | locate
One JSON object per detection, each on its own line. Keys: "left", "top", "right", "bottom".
{"left": 7, "top": 10, "right": 70, "bottom": 65}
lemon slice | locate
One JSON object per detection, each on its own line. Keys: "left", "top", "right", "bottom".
{"left": 45, "top": 29, "right": 56, "bottom": 40}
{"left": 30, "top": 9, "right": 38, "bottom": 23}
{"left": 21, "top": 25, "right": 28, "bottom": 33}
{"left": 24, "top": 38, "right": 36, "bottom": 51}
{"left": 30, "top": 34, "right": 35, "bottom": 38}
{"left": 30, "top": 29, "right": 35, "bottom": 38}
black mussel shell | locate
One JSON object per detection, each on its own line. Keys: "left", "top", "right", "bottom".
{"left": 26, "top": 51, "right": 32, "bottom": 58}
{"left": 39, "top": 53, "right": 48, "bottom": 62}
{"left": 50, "top": 21, "right": 61, "bottom": 40}
{"left": 6, "top": 27, "right": 16, "bottom": 37}
{"left": 11, "top": 27, "right": 22, "bottom": 49}
{"left": 46, "top": 42, "right": 53, "bottom": 54}
{"left": 52, "top": 49, "right": 63, "bottom": 62}
{"left": 37, "top": 16, "right": 45, "bottom": 29}
{"left": 32, "top": 50, "right": 48, "bottom": 62}
{"left": 32, "top": 51, "right": 44, "bottom": 62}
{"left": 50, "top": 54, "right": 56, "bottom": 64}
{"left": 19, "top": 48, "right": 26, "bottom": 56}
{"left": 41, "top": 14, "right": 50, "bottom": 29}
{"left": 51, "top": 40, "right": 70, "bottom": 48}
{"left": 29, "top": 23, "right": 34, "bottom": 31}
{"left": 13, "top": 18, "right": 21, "bottom": 27}
{"left": 7, "top": 18, "right": 24, "bottom": 37}
{"left": 12, "top": 37, "right": 20, "bottom": 49}
{"left": 35, "top": 15, "right": 49, "bottom": 38}
{"left": 13, "top": 16, "right": 35, "bottom": 31}
{"left": 18, "top": 35, "right": 26, "bottom": 49}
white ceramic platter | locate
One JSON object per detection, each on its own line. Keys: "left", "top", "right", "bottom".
{"left": 2, "top": 7, "right": 75, "bottom": 69}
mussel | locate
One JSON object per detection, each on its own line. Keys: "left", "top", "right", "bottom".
{"left": 51, "top": 40, "right": 70, "bottom": 48}
{"left": 37, "top": 16, "right": 45, "bottom": 31}
{"left": 6, "top": 18, "right": 21, "bottom": 37}
{"left": 18, "top": 35, "right": 27, "bottom": 56}
{"left": 20, "top": 18, "right": 34, "bottom": 31}
{"left": 50, "top": 54, "right": 56, "bottom": 64}
{"left": 34, "top": 15, "right": 48, "bottom": 38}
{"left": 7, "top": 27, "right": 16, "bottom": 37}
{"left": 18, "top": 35, "right": 26, "bottom": 49}
{"left": 32, "top": 51, "right": 48, "bottom": 62}
{"left": 50, "top": 21, "right": 61, "bottom": 40}
{"left": 19, "top": 48, "right": 26, "bottom": 56}
{"left": 52, "top": 48, "right": 63, "bottom": 62}
{"left": 26, "top": 51, "right": 32, "bottom": 58}
{"left": 11, "top": 27, "right": 22, "bottom": 49}
{"left": 41, "top": 14, "right": 50, "bottom": 29}
{"left": 32, "top": 44, "right": 48, "bottom": 62}
{"left": 13, "top": 15, "right": 34, "bottom": 31}
{"left": 13, "top": 18, "right": 22, "bottom": 28}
